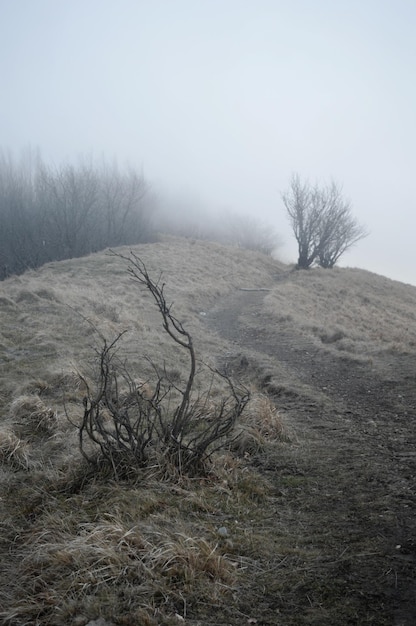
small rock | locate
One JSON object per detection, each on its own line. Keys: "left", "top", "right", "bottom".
{"left": 217, "top": 526, "right": 228, "bottom": 537}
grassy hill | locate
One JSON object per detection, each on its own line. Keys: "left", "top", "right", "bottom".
{"left": 1, "top": 237, "right": 416, "bottom": 625}
{"left": 0, "top": 236, "right": 280, "bottom": 406}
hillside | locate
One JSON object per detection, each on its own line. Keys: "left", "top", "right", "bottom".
{"left": 0, "top": 236, "right": 281, "bottom": 414}
{"left": 1, "top": 237, "right": 416, "bottom": 625}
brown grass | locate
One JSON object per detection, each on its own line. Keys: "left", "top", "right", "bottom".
{"left": 264, "top": 266, "right": 416, "bottom": 358}
{"left": 230, "top": 392, "right": 288, "bottom": 456}
{"left": 0, "top": 473, "right": 252, "bottom": 625}
{"left": 0, "top": 429, "right": 30, "bottom": 470}
{"left": 10, "top": 395, "right": 57, "bottom": 439}
{"left": 0, "top": 238, "right": 284, "bottom": 625}
{"left": 2, "top": 237, "right": 416, "bottom": 624}
{"left": 0, "top": 236, "right": 281, "bottom": 413}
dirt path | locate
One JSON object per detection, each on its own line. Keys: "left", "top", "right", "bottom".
{"left": 204, "top": 288, "right": 416, "bottom": 625}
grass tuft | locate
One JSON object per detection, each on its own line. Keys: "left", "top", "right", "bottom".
{"left": 1, "top": 509, "right": 237, "bottom": 625}
{"left": 0, "top": 429, "right": 31, "bottom": 469}
{"left": 10, "top": 395, "right": 57, "bottom": 438}
{"left": 231, "top": 392, "right": 288, "bottom": 456}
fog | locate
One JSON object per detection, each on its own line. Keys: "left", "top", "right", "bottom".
{"left": 1, "top": 1, "right": 416, "bottom": 283}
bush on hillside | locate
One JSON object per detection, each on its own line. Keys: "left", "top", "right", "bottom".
{"left": 78, "top": 252, "right": 249, "bottom": 479}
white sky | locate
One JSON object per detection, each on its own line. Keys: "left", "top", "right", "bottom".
{"left": 1, "top": 0, "right": 415, "bottom": 284}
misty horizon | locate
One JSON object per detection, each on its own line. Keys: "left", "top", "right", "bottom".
{"left": 1, "top": 1, "right": 415, "bottom": 284}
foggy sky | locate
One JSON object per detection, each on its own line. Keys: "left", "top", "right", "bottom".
{"left": 1, "top": 1, "right": 416, "bottom": 284}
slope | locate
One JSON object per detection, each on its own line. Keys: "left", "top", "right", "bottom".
{"left": 1, "top": 238, "right": 416, "bottom": 625}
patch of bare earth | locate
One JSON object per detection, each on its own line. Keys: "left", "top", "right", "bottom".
{"left": 204, "top": 284, "right": 416, "bottom": 625}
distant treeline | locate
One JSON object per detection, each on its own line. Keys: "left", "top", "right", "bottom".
{"left": 0, "top": 150, "right": 281, "bottom": 280}
{"left": 0, "top": 151, "right": 155, "bottom": 280}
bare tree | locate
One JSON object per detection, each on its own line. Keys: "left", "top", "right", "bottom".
{"left": 317, "top": 204, "right": 369, "bottom": 269}
{"left": 282, "top": 175, "right": 322, "bottom": 269}
{"left": 0, "top": 148, "right": 47, "bottom": 277}
{"left": 282, "top": 174, "right": 368, "bottom": 269}
{"left": 37, "top": 160, "right": 100, "bottom": 258}
{"left": 0, "top": 150, "right": 155, "bottom": 279}
{"left": 96, "top": 161, "right": 151, "bottom": 248}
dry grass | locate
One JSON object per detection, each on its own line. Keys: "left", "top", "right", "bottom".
{"left": 230, "top": 392, "right": 289, "bottom": 456}
{"left": 9, "top": 395, "right": 57, "bottom": 439}
{"left": 2, "top": 237, "right": 416, "bottom": 624}
{"left": 0, "top": 429, "right": 31, "bottom": 470}
{"left": 264, "top": 266, "right": 416, "bottom": 358}
{"left": 244, "top": 392, "right": 287, "bottom": 440}
{"left": 0, "top": 238, "right": 284, "bottom": 625}
{"left": 0, "top": 469, "right": 265, "bottom": 625}
{"left": 0, "top": 236, "right": 281, "bottom": 415}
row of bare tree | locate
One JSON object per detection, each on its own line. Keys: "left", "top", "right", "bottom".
{"left": 0, "top": 149, "right": 368, "bottom": 279}
{"left": 0, "top": 151, "right": 154, "bottom": 279}
{"left": 0, "top": 150, "right": 284, "bottom": 280}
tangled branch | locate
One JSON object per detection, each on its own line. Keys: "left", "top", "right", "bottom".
{"left": 78, "top": 252, "right": 249, "bottom": 479}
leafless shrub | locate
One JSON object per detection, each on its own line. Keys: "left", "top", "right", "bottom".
{"left": 78, "top": 253, "right": 249, "bottom": 479}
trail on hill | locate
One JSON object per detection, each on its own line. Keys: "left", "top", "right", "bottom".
{"left": 204, "top": 287, "right": 416, "bottom": 626}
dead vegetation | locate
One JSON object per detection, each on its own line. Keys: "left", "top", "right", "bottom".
{"left": 230, "top": 392, "right": 289, "bottom": 457}
{"left": 264, "top": 266, "right": 416, "bottom": 358}
{"left": 0, "top": 238, "right": 282, "bottom": 625}
{"left": 0, "top": 430, "right": 30, "bottom": 470}
{"left": 78, "top": 252, "right": 249, "bottom": 479}
{"left": 10, "top": 395, "right": 57, "bottom": 439}
{"left": 1, "top": 237, "right": 416, "bottom": 624}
